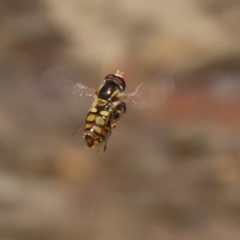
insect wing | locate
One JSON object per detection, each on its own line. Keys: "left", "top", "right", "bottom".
{"left": 41, "top": 66, "right": 75, "bottom": 96}
{"left": 119, "top": 75, "right": 174, "bottom": 109}
{"left": 73, "top": 82, "right": 96, "bottom": 97}
{"left": 41, "top": 66, "right": 96, "bottom": 98}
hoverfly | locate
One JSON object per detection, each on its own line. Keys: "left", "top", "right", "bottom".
{"left": 73, "top": 70, "right": 131, "bottom": 151}
{"left": 41, "top": 67, "right": 174, "bottom": 151}
{"left": 72, "top": 70, "right": 174, "bottom": 151}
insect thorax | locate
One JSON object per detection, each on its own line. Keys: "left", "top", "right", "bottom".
{"left": 98, "top": 81, "right": 121, "bottom": 101}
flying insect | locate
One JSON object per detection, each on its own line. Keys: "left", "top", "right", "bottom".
{"left": 74, "top": 71, "right": 129, "bottom": 151}
{"left": 73, "top": 70, "right": 174, "bottom": 151}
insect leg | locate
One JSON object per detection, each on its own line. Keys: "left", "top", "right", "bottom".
{"left": 69, "top": 126, "right": 83, "bottom": 143}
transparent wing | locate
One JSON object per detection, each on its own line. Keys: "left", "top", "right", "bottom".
{"left": 118, "top": 75, "right": 175, "bottom": 109}
{"left": 41, "top": 66, "right": 75, "bottom": 96}
{"left": 73, "top": 82, "right": 96, "bottom": 97}
{"left": 41, "top": 66, "right": 96, "bottom": 98}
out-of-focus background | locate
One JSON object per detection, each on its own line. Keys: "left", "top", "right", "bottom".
{"left": 1, "top": 0, "right": 240, "bottom": 239}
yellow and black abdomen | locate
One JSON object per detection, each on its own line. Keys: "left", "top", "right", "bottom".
{"left": 83, "top": 99, "right": 112, "bottom": 148}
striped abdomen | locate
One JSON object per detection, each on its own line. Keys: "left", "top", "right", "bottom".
{"left": 83, "top": 101, "right": 112, "bottom": 149}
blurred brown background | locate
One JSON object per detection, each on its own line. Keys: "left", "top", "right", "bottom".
{"left": 1, "top": 0, "right": 240, "bottom": 239}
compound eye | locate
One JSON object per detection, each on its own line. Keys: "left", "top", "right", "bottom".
{"left": 113, "top": 76, "right": 126, "bottom": 92}
{"left": 104, "top": 74, "right": 126, "bottom": 92}
{"left": 105, "top": 74, "right": 115, "bottom": 80}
